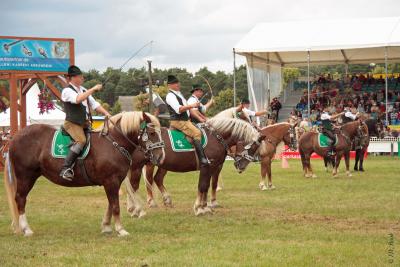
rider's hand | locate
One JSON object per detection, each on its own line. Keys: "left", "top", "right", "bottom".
{"left": 92, "top": 84, "right": 103, "bottom": 92}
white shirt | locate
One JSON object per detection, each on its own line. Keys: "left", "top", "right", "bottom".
{"left": 187, "top": 95, "right": 206, "bottom": 113}
{"left": 61, "top": 83, "right": 101, "bottom": 118}
{"left": 321, "top": 112, "right": 331, "bottom": 120}
{"left": 165, "top": 89, "right": 190, "bottom": 117}
{"left": 344, "top": 111, "right": 357, "bottom": 120}
{"left": 243, "top": 107, "right": 256, "bottom": 117}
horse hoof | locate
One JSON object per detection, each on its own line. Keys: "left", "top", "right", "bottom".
{"left": 23, "top": 228, "right": 34, "bottom": 237}
{"left": 117, "top": 229, "right": 130, "bottom": 237}
{"left": 194, "top": 207, "right": 206, "bottom": 216}
{"left": 101, "top": 225, "right": 113, "bottom": 234}
{"left": 268, "top": 185, "right": 276, "bottom": 190}
{"left": 148, "top": 200, "right": 158, "bottom": 208}
{"left": 163, "top": 196, "right": 173, "bottom": 207}
{"left": 359, "top": 168, "right": 364, "bottom": 172}
{"left": 305, "top": 174, "right": 312, "bottom": 178}
{"left": 312, "top": 174, "right": 317, "bottom": 178}
{"left": 259, "top": 183, "right": 267, "bottom": 191}
{"left": 131, "top": 208, "right": 146, "bottom": 218}
{"left": 346, "top": 172, "right": 353, "bottom": 177}
{"left": 216, "top": 186, "right": 223, "bottom": 192}
{"left": 208, "top": 201, "right": 220, "bottom": 208}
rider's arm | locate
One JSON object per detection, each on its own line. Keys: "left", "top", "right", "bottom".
{"left": 166, "top": 93, "right": 198, "bottom": 114}
{"left": 189, "top": 109, "right": 206, "bottom": 122}
{"left": 255, "top": 110, "right": 268, "bottom": 116}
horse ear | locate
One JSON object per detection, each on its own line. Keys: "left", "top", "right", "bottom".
{"left": 142, "top": 111, "right": 152, "bottom": 123}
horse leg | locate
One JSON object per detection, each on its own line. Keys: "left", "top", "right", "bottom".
{"left": 216, "top": 173, "right": 223, "bottom": 191}
{"left": 259, "top": 157, "right": 274, "bottom": 190}
{"left": 153, "top": 168, "right": 172, "bottom": 207}
{"left": 354, "top": 149, "right": 359, "bottom": 171}
{"left": 300, "top": 149, "right": 310, "bottom": 177}
{"left": 144, "top": 164, "right": 157, "bottom": 208}
{"left": 359, "top": 149, "right": 365, "bottom": 172}
{"left": 332, "top": 153, "right": 341, "bottom": 177}
{"left": 15, "top": 175, "right": 38, "bottom": 236}
{"left": 104, "top": 182, "right": 129, "bottom": 236}
{"left": 344, "top": 151, "right": 352, "bottom": 177}
{"left": 126, "top": 169, "right": 146, "bottom": 218}
{"left": 209, "top": 164, "right": 223, "bottom": 208}
{"left": 194, "top": 167, "right": 212, "bottom": 216}
{"left": 101, "top": 204, "right": 112, "bottom": 234}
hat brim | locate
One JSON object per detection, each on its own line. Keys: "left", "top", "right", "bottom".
{"left": 191, "top": 88, "right": 204, "bottom": 93}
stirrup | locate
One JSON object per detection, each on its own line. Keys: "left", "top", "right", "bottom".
{"left": 60, "top": 168, "right": 74, "bottom": 181}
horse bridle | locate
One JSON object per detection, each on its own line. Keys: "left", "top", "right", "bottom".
{"left": 138, "top": 122, "right": 165, "bottom": 164}
{"left": 235, "top": 139, "right": 262, "bottom": 163}
{"left": 101, "top": 117, "right": 164, "bottom": 165}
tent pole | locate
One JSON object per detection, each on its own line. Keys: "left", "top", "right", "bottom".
{"left": 267, "top": 53, "right": 271, "bottom": 109}
{"left": 307, "top": 51, "right": 311, "bottom": 118}
{"left": 385, "top": 47, "right": 389, "bottom": 124}
{"left": 233, "top": 48, "right": 237, "bottom": 106}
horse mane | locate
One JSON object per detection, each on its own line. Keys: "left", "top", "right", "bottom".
{"left": 206, "top": 117, "right": 259, "bottom": 144}
{"left": 104, "top": 111, "right": 160, "bottom": 135}
{"left": 214, "top": 107, "right": 251, "bottom": 121}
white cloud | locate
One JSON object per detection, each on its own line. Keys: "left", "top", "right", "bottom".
{"left": 2, "top": 0, "right": 400, "bottom": 73}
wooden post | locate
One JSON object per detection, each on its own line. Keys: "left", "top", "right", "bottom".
{"left": 9, "top": 73, "right": 18, "bottom": 135}
{"left": 147, "top": 60, "right": 153, "bottom": 113}
{"left": 19, "top": 80, "right": 27, "bottom": 128}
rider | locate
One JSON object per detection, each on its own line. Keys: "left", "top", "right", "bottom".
{"left": 342, "top": 107, "right": 358, "bottom": 123}
{"left": 165, "top": 75, "right": 210, "bottom": 167}
{"left": 187, "top": 84, "right": 214, "bottom": 123}
{"left": 320, "top": 107, "right": 344, "bottom": 156}
{"left": 237, "top": 98, "right": 269, "bottom": 126}
{"left": 60, "top": 65, "right": 111, "bottom": 180}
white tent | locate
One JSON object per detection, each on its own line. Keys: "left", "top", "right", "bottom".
{"left": 0, "top": 83, "right": 65, "bottom": 127}
{"left": 234, "top": 16, "right": 400, "bottom": 121}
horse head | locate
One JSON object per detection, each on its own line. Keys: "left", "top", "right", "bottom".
{"left": 137, "top": 112, "right": 165, "bottom": 165}
{"left": 233, "top": 135, "right": 265, "bottom": 173}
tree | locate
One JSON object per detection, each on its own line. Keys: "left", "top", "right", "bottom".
{"left": 207, "top": 88, "right": 235, "bottom": 116}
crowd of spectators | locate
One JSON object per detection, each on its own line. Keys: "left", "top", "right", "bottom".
{"left": 293, "top": 73, "right": 400, "bottom": 128}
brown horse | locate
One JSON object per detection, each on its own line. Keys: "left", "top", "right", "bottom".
{"left": 3, "top": 111, "right": 165, "bottom": 236}
{"left": 298, "top": 120, "right": 368, "bottom": 178}
{"left": 125, "top": 117, "right": 263, "bottom": 216}
{"left": 255, "top": 122, "right": 297, "bottom": 190}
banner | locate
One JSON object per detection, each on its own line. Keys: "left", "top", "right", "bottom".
{"left": 281, "top": 151, "right": 367, "bottom": 159}
{"left": 0, "top": 37, "right": 73, "bottom": 73}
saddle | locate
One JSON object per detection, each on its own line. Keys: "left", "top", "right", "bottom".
{"left": 51, "top": 127, "right": 91, "bottom": 159}
{"left": 167, "top": 125, "right": 207, "bottom": 152}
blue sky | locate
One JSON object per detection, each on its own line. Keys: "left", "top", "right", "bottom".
{"left": 2, "top": 0, "right": 399, "bottom": 72}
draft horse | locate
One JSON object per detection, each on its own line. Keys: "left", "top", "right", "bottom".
{"left": 4, "top": 112, "right": 165, "bottom": 236}
{"left": 125, "top": 117, "right": 264, "bottom": 216}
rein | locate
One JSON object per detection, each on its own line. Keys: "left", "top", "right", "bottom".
{"left": 201, "top": 123, "right": 229, "bottom": 152}
{"left": 100, "top": 118, "right": 134, "bottom": 165}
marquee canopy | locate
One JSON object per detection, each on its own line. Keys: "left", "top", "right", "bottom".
{"left": 235, "top": 17, "right": 400, "bottom": 66}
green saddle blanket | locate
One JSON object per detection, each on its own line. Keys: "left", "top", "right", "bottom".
{"left": 168, "top": 128, "right": 207, "bottom": 152}
{"left": 318, "top": 133, "right": 338, "bottom": 147}
{"left": 51, "top": 130, "right": 90, "bottom": 159}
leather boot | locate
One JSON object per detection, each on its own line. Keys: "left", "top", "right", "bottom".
{"left": 59, "top": 143, "right": 83, "bottom": 181}
{"left": 193, "top": 140, "right": 210, "bottom": 167}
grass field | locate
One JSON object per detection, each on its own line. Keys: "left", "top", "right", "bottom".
{"left": 0, "top": 157, "right": 399, "bottom": 266}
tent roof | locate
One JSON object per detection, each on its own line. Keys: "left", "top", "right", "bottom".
{"left": 235, "top": 17, "right": 400, "bottom": 66}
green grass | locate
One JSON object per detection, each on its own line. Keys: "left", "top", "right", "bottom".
{"left": 0, "top": 157, "right": 399, "bottom": 266}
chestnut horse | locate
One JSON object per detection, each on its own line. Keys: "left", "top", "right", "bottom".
{"left": 256, "top": 122, "right": 297, "bottom": 190}
{"left": 124, "top": 117, "right": 263, "bottom": 216}
{"left": 298, "top": 120, "right": 368, "bottom": 178}
{"left": 3, "top": 112, "right": 164, "bottom": 236}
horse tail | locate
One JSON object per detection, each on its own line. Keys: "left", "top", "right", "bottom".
{"left": 3, "top": 153, "right": 21, "bottom": 233}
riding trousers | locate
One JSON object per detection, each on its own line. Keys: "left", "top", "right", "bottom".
{"left": 63, "top": 120, "right": 89, "bottom": 146}
{"left": 170, "top": 120, "right": 202, "bottom": 141}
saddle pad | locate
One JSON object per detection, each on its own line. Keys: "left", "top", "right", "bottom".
{"left": 51, "top": 130, "right": 90, "bottom": 159}
{"left": 168, "top": 128, "right": 207, "bottom": 152}
{"left": 318, "top": 133, "right": 338, "bottom": 147}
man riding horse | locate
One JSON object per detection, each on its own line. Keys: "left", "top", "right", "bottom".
{"left": 187, "top": 84, "right": 214, "bottom": 123}
{"left": 60, "top": 65, "right": 111, "bottom": 180}
{"left": 165, "top": 75, "right": 210, "bottom": 166}
{"left": 320, "top": 107, "right": 344, "bottom": 156}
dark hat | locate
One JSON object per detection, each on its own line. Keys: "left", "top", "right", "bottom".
{"left": 190, "top": 84, "right": 203, "bottom": 93}
{"left": 67, "top": 65, "right": 82, "bottom": 77}
{"left": 167, "top": 75, "right": 179, "bottom": 84}
{"left": 241, "top": 98, "right": 250, "bottom": 104}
